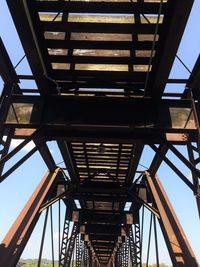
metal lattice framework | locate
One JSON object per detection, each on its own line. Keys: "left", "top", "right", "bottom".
{"left": 0, "top": 0, "right": 200, "bottom": 267}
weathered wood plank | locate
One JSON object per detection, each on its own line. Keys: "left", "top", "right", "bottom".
{"left": 41, "top": 21, "right": 156, "bottom": 34}
{"left": 49, "top": 55, "right": 150, "bottom": 64}
{"left": 45, "top": 39, "right": 153, "bottom": 50}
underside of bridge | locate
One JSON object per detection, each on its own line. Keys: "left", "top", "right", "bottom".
{"left": 0, "top": 0, "right": 200, "bottom": 266}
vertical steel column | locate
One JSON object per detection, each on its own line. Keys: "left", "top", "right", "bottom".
{"left": 134, "top": 223, "right": 141, "bottom": 267}
{"left": 89, "top": 249, "right": 93, "bottom": 267}
{"left": 76, "top": 234, "right": 83, "bottom": 267}
{"left": 153, "top": 215, "right": 159, "bottom": 266}
{"left": 114, "top": 251, "right": 118, "bottom": 267}
{"left": 50, "top": 206, "right": 55, "bottom": 267}
{"left": 128, "top": 226, "right": 137, "bottom": 267}
{"left": 60, "top": 211, "right": 70, "bottom": 267}
{"left": 76, "top": 234, "right": 80, "bottom": 267}
{"left": 146, "top": 213, "right": 153, "bottom": 267}
{"left": 116, "top": 246, "right": 122, "bottom": 267}
{"left": 63, "top": 222, "right": 79, "bottom": 267}
{"left": 146, "top": 172, "right": 198, "bottom": 267}
{"left": 187, "top": 142, "right": 200, "bottom": 218}
{"left": 123, "top": 236, "right": 129, "bottom": 267}
{"left": 0, "top": 83, "right": 15, "bottom": 176}
{"left": 37, "top": 207, "right": 49, "bottom": 267}
{"left": 122, "top": 241, "right": 129, "bottom": 267}
{"left": 0, "top": 169, "right": 59, "bottom": 267}
{"left": 83, "top": 245, "right": 89, "bottom": 267}
{"left": 121, "top": 242, "right": 125, "bottom": 267}
{"left": 187, "top": 93, "right": 200, "bottom": 216}
{"left": 0, "top": 128, "right": 13, "bottom": 176}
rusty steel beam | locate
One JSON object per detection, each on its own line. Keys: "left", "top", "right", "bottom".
{"left": 187, "top": 142, "right": 200, "bottom": 218}
{"left": 34, "top": 139, "right": 57, "bottom": 172}
{"left": 166, "top": 142, "right": 200, "bottom": 177}
{"left": 0, "top": 168, "right": 61, "bottom": 267}
{"left": 145, "top": 0, "right": 194, "bottom": 98}
{"left": 0, "top": 129, "right": 41, "bottom": 168}
{"left": 145, "top": 172, "right": 198, "bottom": 267}
{"left": 188, "top": 54, "right": 200, "bottom": 100}
{"left": 0, "top": 146, "right": 38, "bottom": 183}
{"left": 0, "top": 128, "right": 14, "bottom": 176}
{"left": 35, "top": 1, "right": 167, "bottom": 14}
{"left": 0, "top": 37, "right": 19, "bottom": 85}
{"left": 4, "top": 96, "right": 197, "bottom": 136}
{"left": 57, "top": 140, "right": 79, "bottom": 185}
{"left": 0, "top": 129, "right": 53, "bottom": 183}
{"left": 126, "top": 144, "right": 144, "bottom": 185}
{"left": 149, "top": 144, "right": 196, "bottom": 192}
{"left": 149, "top": 144, "right": 168, "bottom": 177}
{"left": 6, "top": 0, "right": 55, "bottom": 95}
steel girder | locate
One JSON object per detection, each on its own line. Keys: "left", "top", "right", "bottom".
{"left": 0, "top": 168, "right": 62, "bottom": 267}
{"left": 146, "top": 172, "right": 198, "bottom": 267}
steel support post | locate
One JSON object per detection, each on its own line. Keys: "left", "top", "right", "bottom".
{"left": 0, "top": 128, "right": 13, "bottom": 176}
{"left": 0, "top": 83, "right": 15, "bottom": 176}
{"left": 128, "top": 226, "right": 137, "bottom": 267}
{"left": 0, "top": 168, "right": 61, "bottom": 267}
{"left": 123, "top": 236, "right": 129, "bottom": 267}
{"left": 186, "top": 92, "right": 200, "bottom": 216}
{"left": 89, "top": 250, "right": 93, "bottom": 267}
{"left": 76, "top": 234, "right": 80, "bottom": 267}
{"left": 121, "top": 243, "right": 125, "bottom": 267}
{"left": 116, "top": 247, "right": 122, "bottom": 267}
{"left": 146, "top": 172, "right": 199, "bottom": 267}
{"left": 60, "top": 212, "right": 70, "bottom": 266}
{"left": 76, "top": 234, "right": 83, "bottom": 267}
{"left": 134, "top": 223, "right": 141, "bottom": 267}
{"left": 122, "top": 244, "right": 128, "bottom": 267}
{"left": 83, "top": 246, "right": 89, "bottom": 267}
{"left": 63, "top": 222, "right": 79, "bottom": 267}
{"left": 187, "top": 141, "right": 200, "bottom": 218}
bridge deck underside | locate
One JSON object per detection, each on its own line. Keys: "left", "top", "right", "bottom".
{"left": 0, "top": 0, "right": 198, "bottom": 266}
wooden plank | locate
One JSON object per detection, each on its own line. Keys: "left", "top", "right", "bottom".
{"left": 39, "top": 14, "right": 163, "bottom": 24}
{"left": 45, "top": 39, "right": 153, "bottom": 50}
{"left": 36, "top": 1, "right": 167, "bottom": 14}
{"left": 41, "top": 21, "right": 156, "bottom": 34}
{"left": 49, "top": 55, "right": 150, "bottom": 65}
{"left": 52, "top": 63, "right": 149, "bottom": 71}
{"left": 71, "top": 32, "right": 133, "bottom": 41}
{"left": 39, "top": 14, "right": 135, "bottom": 24}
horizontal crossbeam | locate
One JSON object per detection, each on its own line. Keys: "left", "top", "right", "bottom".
{"left": 4, "top": 96, "right": 197, "bottom": 143}
{"left": 35, "top": 2, "right": 167, "bottom": 14}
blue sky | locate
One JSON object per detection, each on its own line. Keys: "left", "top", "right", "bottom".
{"left": 0, "top": 0, "right": 200, "bottom": 264}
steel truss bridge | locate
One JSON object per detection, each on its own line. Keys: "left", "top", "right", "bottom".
{"left": 0, "top": 0, "right": 199, "bottom": 266}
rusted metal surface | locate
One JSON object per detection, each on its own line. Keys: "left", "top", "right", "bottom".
{"left": 0, "top": 168, "right": 61, "bottom": 267}
{"left": 4, "top": 96, "right": 197, "bottom": 132}
{"left": 0, "top": 0, "right": 199, "bottom": 266}
{"left": 0, "top": 37, "right": 19, "bottom": 85}
{"left": 187, "top": 142, "right": 200, "bottom": 218}
{"left": 6, "top": 0, "right": 194, "bottom": 97}
{"left": 146, "top": 172, "right": 198, "bottom": 267}
{"left": 188, "top": 54, "right": 200, "bottom": 99}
